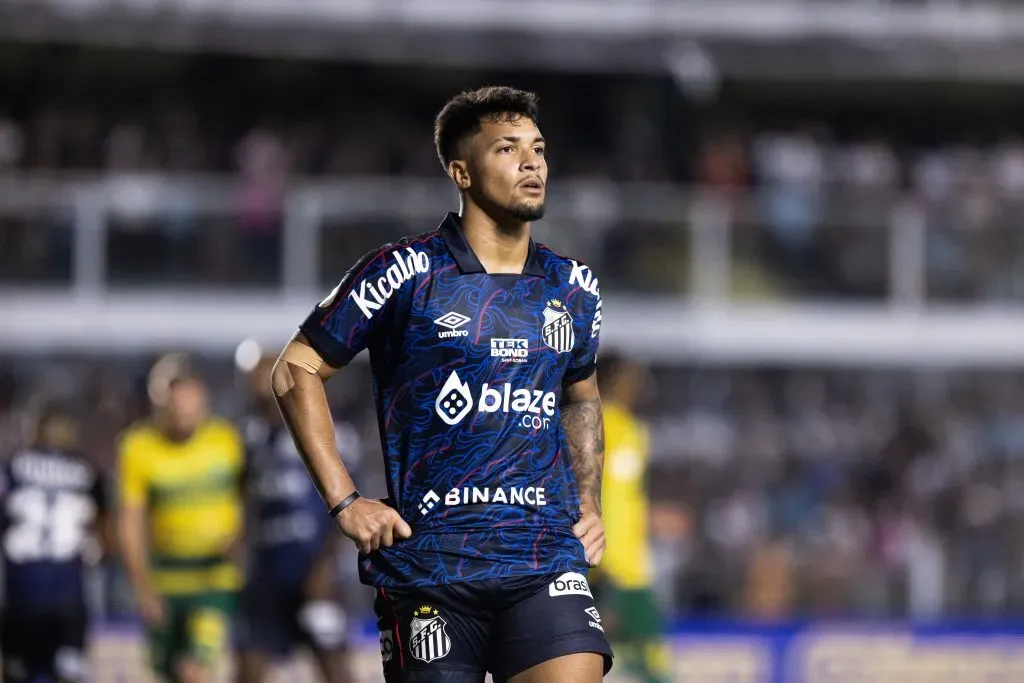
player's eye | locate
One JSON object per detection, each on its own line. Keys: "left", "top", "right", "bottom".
{"left": 533, "top": 146, "right": 546, "bottom": 156}
{"left": 498, "top": 145, "right": 514, "bottom": 154}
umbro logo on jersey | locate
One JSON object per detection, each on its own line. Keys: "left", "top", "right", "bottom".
{"left": 434, "top": 311, "right": 471, "bottom": 339}
{"left": 349, "top": 248, "right": 430, "bottom": 319}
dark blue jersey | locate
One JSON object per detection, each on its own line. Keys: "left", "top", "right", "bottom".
{"left": 299, "top": 213, "right": 603, "bottom": 588}
{"left": 0, "top": 449, "right": 108, "bottom": 611}
{"left": 242, "top": 417, "right": 360, "bottom": 586}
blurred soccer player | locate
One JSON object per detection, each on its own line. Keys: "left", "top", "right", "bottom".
{"left": 272, "top": 86, "right": 611, "bottom": 683}
{"left": 236, "top": 356, "right": 354, "bottom": 683}
{"left": 0, "top": 402, "right": 112, "bottom": 683}
{"left": 117, "top": 361, "right": 244, "bottom": 683}
{"left": 594, "top": 352, "right": 671, "bottom": 683}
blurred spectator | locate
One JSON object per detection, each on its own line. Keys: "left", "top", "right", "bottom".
{"left": 4, "top": 356, "right": 1024, "bottom": 621}
{"left": 698, "top": 130, "right": 748, "bottom": 199}
{"left": 4, "top": 51, "right": 1024, "bottom": 303}
{"left": 234, "top": 125, "right": 287, "bottom": 281}
{"left": 754, "top": 127, "right": 826, "bottom": 277}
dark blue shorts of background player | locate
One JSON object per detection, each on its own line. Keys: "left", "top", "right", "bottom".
{"left": 236, "top": 584, "right": 351, "bottom": 683}
{"left": 0, "top": 608, "right": 88, "bottom": 683}
{"left": 375, "top": 571, "right": 613, "bottom": 683}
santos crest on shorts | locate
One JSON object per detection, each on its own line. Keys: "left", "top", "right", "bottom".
{"left": 300, "top": 213, "right": 603, "bottom": 588}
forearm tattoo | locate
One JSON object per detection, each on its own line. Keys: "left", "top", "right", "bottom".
{"left": 561, "top": 398, "right": 605, "bottom": 512}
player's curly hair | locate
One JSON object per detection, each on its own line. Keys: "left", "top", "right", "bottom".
{"left": 434, "top": 86, "right": 540, "bottom": 170}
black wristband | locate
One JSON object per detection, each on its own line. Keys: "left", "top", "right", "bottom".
{"left": 328, "top": 491, "right": 361, "bottom": 518}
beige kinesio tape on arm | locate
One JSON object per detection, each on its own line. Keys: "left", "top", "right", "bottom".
{"left": 272, "top": 342, "right": 325, "bottom": 396}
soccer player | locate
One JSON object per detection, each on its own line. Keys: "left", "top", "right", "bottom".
{"left": 594, "top": 352, "right": 671, "bottom": 683}
{"left": 271, "top": 86, "right": 611, "bottom": 683}
{"left": 236, "top": 355, "right": 355, "bottom": 683}
{"left": 117, "top": 365, "right": 244, "bottom": 683}
{"left": 0, "top": 402, "right": 112, "bottom": 683}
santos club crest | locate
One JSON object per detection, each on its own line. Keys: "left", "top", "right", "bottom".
{"left": 409, "top": 605, "right": 451, "bottom": 663}
{"left": 542, "top": 299, "right": 575, "bottom": 354}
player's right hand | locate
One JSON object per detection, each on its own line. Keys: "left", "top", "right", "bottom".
{"left": 335, "top": 497, "right": 413, "bottom": 554}
{"left": 138, "top": 589, "right": 166, "bottom": 627}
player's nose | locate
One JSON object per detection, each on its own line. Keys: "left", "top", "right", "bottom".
{"left": 521, "top": 155, "right": 542, "bottom": 172}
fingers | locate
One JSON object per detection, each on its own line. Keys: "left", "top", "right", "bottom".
{"left": 379, "top": 512, "right": 411, "bottom": 548}
{"left": 575, "top": 516, "right": 605, "bottom": 566}
{"left": 573, "top": 515, "right": 597, "bottom": 539}
{"left": 346, "top": 505, "right": 412, "bottom": 554}
{"left": 586, "top": 537, "right": 606, "bottom": 567}
{"left": 394, "top": 515, "right": 413, "bottom": 540}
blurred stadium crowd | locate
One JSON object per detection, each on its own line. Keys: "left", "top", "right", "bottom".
{"left": 4, "top": 51, "right": 1024, "bottom": 301}
{"left": 3, "top": 44, "right": 1024, "bottom": 637}
{"left": 3, "top": 354, "right": 1024, "bottom": 625}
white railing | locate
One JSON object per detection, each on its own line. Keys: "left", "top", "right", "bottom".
{"left": 4, "top": 172, "right": 1024, "bottom": 365}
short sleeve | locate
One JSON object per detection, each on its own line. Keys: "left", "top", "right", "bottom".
{"left": 117, "top": 431, "right": 148, "bottom": 508}
{"left": 300, "top": 242, "right": 427, "bottom": 368}
{"left": 564, "top": 261, "right": 603, "bottom": 385}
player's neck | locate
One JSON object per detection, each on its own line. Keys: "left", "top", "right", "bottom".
{"left": 458, "top": 202, "right": 531, "bottom": 275}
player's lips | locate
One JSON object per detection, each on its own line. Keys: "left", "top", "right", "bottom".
{"left": 519, "top": 177, "right": 545, "bottom": 195}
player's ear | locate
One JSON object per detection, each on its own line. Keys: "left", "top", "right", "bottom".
{"left": 448, "top": 160, "right": 471, "bottom": 191}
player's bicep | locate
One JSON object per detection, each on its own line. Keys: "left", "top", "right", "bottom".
{"left": 298, "top": 244, "right": 405, "bottom": 368}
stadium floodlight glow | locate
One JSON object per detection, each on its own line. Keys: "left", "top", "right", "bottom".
{"left": 234, "top": 339, "right": 263, "bottom": 373}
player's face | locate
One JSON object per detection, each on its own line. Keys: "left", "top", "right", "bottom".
{"left": 164, "top": 378, "right": 209, "bottom": 437}
{"left": 466, "top": 116, "right": 547, "bottom": 222}
{"left": 35, "top": 414, "right": 78, "bottom": 451}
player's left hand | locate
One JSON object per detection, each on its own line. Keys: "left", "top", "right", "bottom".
{"left": 573, "top": 499, "right": 605, "bottom": 567}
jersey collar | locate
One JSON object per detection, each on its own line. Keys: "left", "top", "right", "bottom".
{"left": 438, "top": 212, "right": 547, "bottom": 277}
